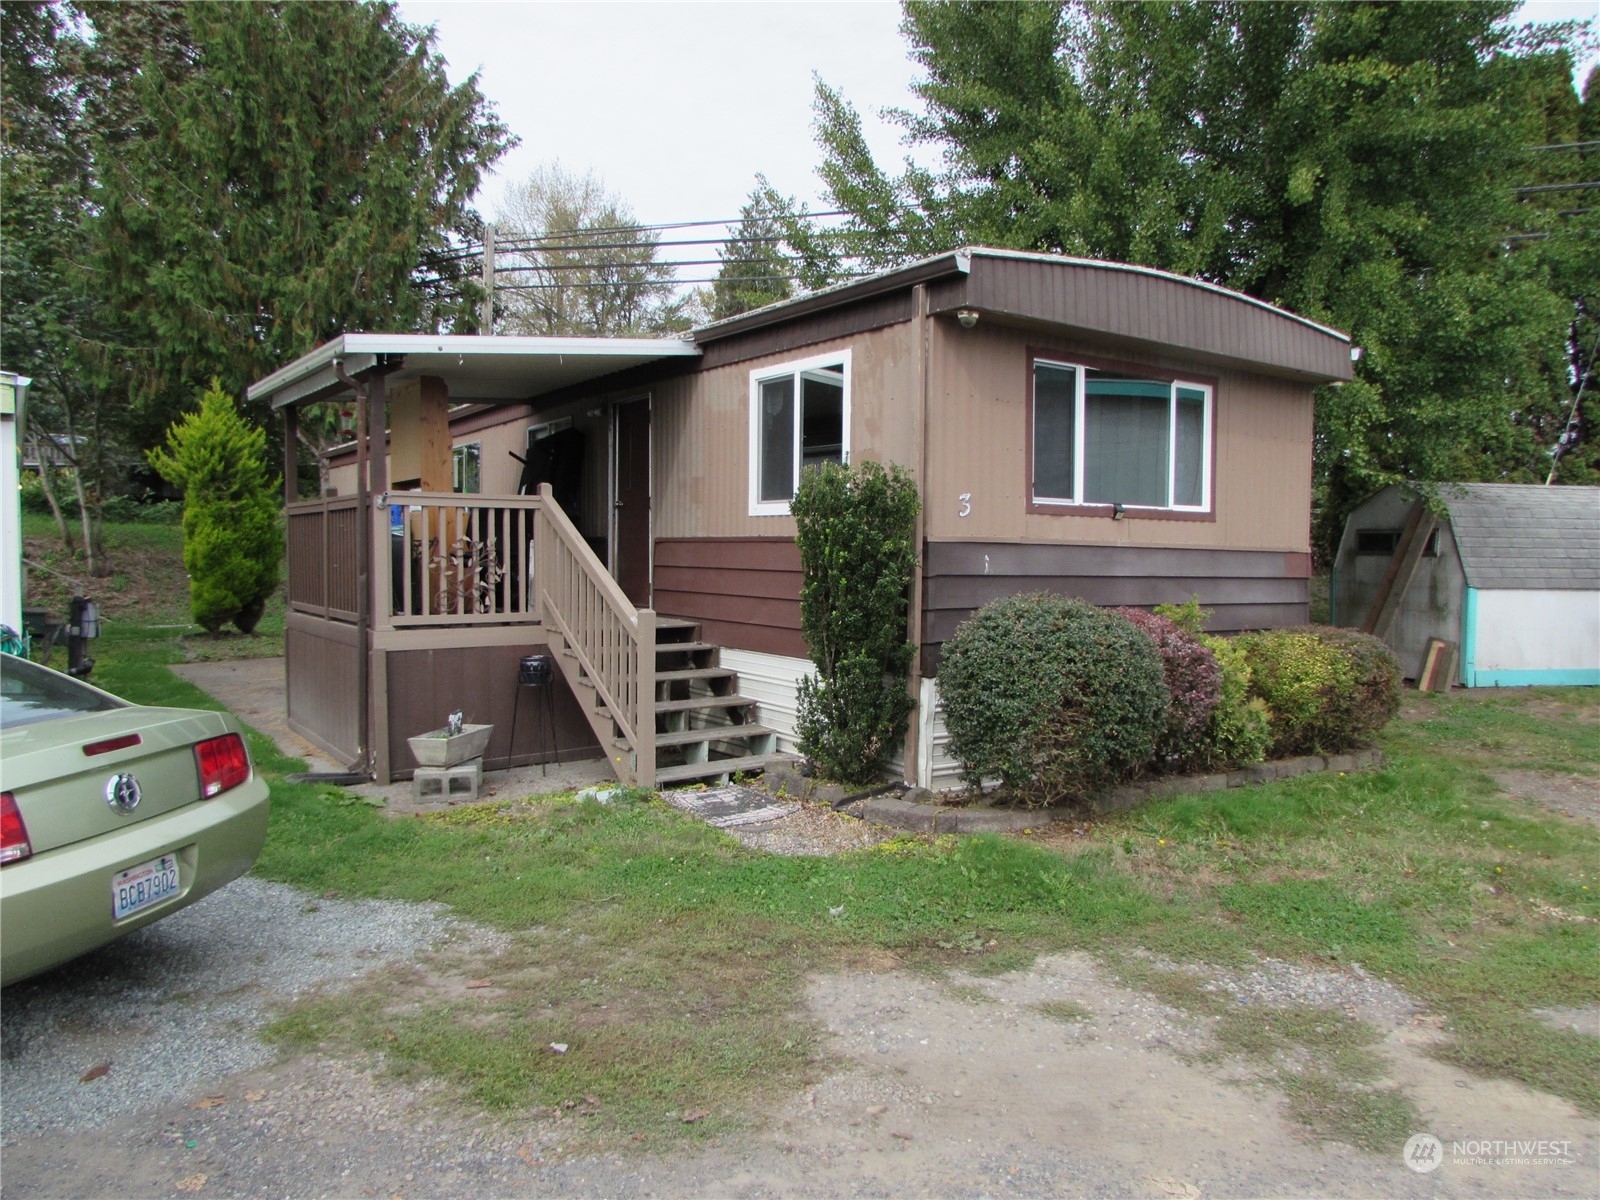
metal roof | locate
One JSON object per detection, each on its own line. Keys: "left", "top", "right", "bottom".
{"left": 692, "top": 247, "right": 1354, "bottom": 383}
{"left": 1441, "top": 483, "right": 1600, "bottom": 590}
{"left": 246, "top": 333, "right": 700, "bottom": 411}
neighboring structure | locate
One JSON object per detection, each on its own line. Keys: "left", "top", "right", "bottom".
{"left": 1332, "top": 483, "right": 1600, "bottom": 687}
{"left": 252, "top": 248, "right": 1355, "bottom": 788}
{"left": 0, "top": 372, "right": 31, "bottom": 638}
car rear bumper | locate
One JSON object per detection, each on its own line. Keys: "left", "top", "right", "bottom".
{"left": 0, "top": 778, "right": 269, "bottom": 985}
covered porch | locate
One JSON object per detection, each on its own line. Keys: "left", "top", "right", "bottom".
{"left": 252, "top": 334, "right": 775, "bottom": 787}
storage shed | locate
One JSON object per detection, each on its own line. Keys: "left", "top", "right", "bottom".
{"left": 1332, "top": 483, "right": 1600, "bottom": 687}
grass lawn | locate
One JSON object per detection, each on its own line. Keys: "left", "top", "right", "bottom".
{"left": 86, "top": 624, "right": 1600, "bottom": 1156}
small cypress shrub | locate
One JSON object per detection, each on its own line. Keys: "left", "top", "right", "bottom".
{"left": 938, "top": 594, "right": 1167, "bottom": 807}
{"left": 1112, "top": 607, "right": 1221, "bottom": 770}
{"left": 1234, "top": 628, "right": 1355, "bottom": 756}
{"left": 791, "top": 460, "right": 921, "bottom": 785}
{"left": 148, "top": 380, "right": 282, "bottom": 634}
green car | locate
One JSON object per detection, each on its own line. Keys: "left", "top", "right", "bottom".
{"left": 0, "top": 654, "right": 270, "bottom": 985}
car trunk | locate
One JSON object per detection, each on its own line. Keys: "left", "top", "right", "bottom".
{"left": 0, "top": 708, "right": 237, "bottom": 855}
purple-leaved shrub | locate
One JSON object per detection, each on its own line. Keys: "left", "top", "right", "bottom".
{"left": 1113, "top": 607, "right": 1222, "bottom": 770}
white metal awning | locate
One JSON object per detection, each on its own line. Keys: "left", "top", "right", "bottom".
{"left": 247, "top": 333, "right": 701, "bottom": 411}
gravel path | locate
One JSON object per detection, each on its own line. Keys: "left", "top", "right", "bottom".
{"left": 0, "top": 877, "right": 505, "bottom": 1138}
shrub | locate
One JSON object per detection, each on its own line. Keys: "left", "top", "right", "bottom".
{"left": 1302, "top": 626, "right": 1402, "bottom": 749}
{"left": 147, "top": 380, "right": 281, "bottom": 634}
{"left": 1198, "top": 633, "right": 1272, "bottom": 768}
{"left": 937, "top": 593, "right": 1167, "bottom": 807}
{"left": 1235, "top": 626, "right": 1401, "bottom": 755}
{"left": 1112, "top": 607, "right": 1221, "bottom": 769}
{"left": 1233, "top": 628, "right": 1352, "bottom": 755}
{"left": 791, "top": 460, "right": 921, "bottom": 784}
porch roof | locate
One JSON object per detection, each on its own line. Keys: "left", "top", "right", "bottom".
{"left": 247, "top": 333, "right": 701, "bottom": 411}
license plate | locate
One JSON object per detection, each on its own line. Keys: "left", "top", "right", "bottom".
{"left": 112, "top": 854, "right": 179, "bottom": 920}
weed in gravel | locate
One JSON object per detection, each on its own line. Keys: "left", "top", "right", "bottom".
{"left": 1034, "top": 999, "right": 1093, "bottom": 1025}
{"left": 942, "top": 983, "right": 996, "bottom": 1005}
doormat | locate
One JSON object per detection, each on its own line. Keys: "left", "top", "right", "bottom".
{"left": 661, "top": 783, "right": 799, "bottom": 829}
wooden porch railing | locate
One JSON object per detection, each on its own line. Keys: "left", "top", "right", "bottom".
{"left": 286, "top": 496, "right": 362, "bottom": 620}
{"left": 533, "top": 482, "right": 656, "bottom": 787}
{"left": 382, "top": 492, "right": 542, "bottom": 627}
{"left": 286, "top": 487, "right": 655, "bottom": 786}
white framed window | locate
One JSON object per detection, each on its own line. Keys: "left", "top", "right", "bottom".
{"left": 748, "top": 349, "right": 851, "bottom": 516}
{"left": 1031, "top": 358, "right": 1212, "bottom": 513}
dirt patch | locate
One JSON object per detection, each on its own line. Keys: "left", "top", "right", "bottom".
{"left": 1489, "top": 769, "right": 1600, "bottom": 826}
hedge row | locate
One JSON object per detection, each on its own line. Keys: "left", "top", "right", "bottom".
{"left": 938, "top": 593, "right": 1399, "bottom": 807}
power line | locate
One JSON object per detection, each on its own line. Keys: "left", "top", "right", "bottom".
{"left": 433, "top": 271, "right": 879, "bottom": 295}
{"left": 1526, "top": 140, "right": 1600, "bottom": 151}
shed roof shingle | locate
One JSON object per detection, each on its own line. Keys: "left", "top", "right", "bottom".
{"left": 1442, "top": 483, "right": 1600, "bottom": 590}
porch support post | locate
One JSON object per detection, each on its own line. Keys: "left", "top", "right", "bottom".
{"left": 282, "top": 404, "right": 298, "bottom": 504}
{"left": 365, "top": 371, "right": 389, "bottom": 782}
{"left": 635, "top": 607, "right": 656, "bottom": 788}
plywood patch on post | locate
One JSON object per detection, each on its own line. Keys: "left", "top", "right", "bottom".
{"left": 390, "top": 375, "right": 452, "bottom": 490}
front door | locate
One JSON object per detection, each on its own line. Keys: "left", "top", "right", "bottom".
{"left": 612, "top": 398, "right": 651, "bottom": 607}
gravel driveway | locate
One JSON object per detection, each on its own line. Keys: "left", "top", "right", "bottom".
{"left": 5, "top": 876, "right": 1595, "bottom": 1200}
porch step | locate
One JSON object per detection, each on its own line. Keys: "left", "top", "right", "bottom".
{"left": 655, "top": 753, "right": 792, "bottom": 787}
{"left": 655, "top": 641, "right": 720, "bottom": 660}
{"left": 655, "top": 667, "right": 737, "bottom": 687}
{"left": 655, "top": 617, "right": 700, "bottom": 639}
{"left": 638, "top": 724, "right": 778, "bottom": 751}
{"left": 655, "top": 694, "right": 756, "bottom": 716}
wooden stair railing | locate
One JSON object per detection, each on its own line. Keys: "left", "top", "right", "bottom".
{"left": 533, "top": 483, "right": 656, "bottom": 787}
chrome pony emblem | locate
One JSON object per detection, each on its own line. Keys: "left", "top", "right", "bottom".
{"left": 105, "top": 773, "right": 142, "bottom": 814}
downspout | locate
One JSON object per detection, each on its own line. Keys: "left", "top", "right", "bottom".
{"left": 334, "top": 358, "right": 372, "bottom": 776}
{"left": 903, "top": 283, "right": 932, "bottom": 789}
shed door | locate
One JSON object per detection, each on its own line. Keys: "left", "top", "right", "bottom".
{"left": 612, "top": 398, "right": 651, "bottom": 607}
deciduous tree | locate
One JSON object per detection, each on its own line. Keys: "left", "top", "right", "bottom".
{"left": 494, "top": 163, "right": 692, "bottom": 336}
{"left": 806, "top": 1, "right": 1596, "bottom": 555}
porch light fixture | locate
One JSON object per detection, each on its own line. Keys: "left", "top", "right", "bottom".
{"left": 956, "top": 309, "right": 979, "bottom": 329}
{"left": 1113, "top": 503, "right": 1126, "bottom": 521}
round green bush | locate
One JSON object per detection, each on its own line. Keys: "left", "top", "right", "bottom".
{"left": 1301, "top": 626, "right": 1402, "bottom": 750}
{"left": 937, "top": 593, "right": 1167, "bottom": 807}
{"left": 1234, "top": 626, "right": 1399, "bottom": 755}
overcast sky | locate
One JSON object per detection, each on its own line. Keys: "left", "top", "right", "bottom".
{"left": 397, "top": 0, "right": 1598, "bottom": 271}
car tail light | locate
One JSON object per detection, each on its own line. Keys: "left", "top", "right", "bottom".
{"left": 194, "top": 734, "right": 251, "bottom": 798}
{"left": 1, "top": 792, "right": 31, "bottom": 864}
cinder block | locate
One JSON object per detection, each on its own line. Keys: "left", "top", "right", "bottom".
{"left": 413, "top": 757, "right": 483, "bottom": 803}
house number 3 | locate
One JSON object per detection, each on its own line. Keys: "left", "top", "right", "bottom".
{"left": 958, "top": 493, "right": 972, "bottom": 518}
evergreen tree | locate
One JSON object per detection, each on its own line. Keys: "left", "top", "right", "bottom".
{"left": 95, "top": 0, "right": 511, "bottom": 434}
{"left": 147, "top": 381, "right": 282, "bottom": 634}
{"left": 711, "top": 177, "right": 797, "bottom": 320}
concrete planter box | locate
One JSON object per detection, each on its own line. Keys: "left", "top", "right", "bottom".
{"left": 408, "top": 723, "right": 493, "bottom": 768}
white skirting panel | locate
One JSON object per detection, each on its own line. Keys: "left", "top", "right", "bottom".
{"left": 710, "top": 650, "right": 969, "bottom": 791}
{"left": 712, "top": 648, "right": 811, "bottom": 755}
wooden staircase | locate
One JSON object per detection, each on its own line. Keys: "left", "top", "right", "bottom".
{"left": 531, "top": 484, "right": 788, "bottom": 790}
{"left": 551, "top": 615, "right": 789, "bottom": 788}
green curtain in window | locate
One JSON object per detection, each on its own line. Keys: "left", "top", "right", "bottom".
{"left": 1085, "top": 376, "right": 1169, "bottom": 506}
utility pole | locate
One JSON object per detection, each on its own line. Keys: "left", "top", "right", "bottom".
{"left": 480, "top": 222, "right": 495, "bottom": 333}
